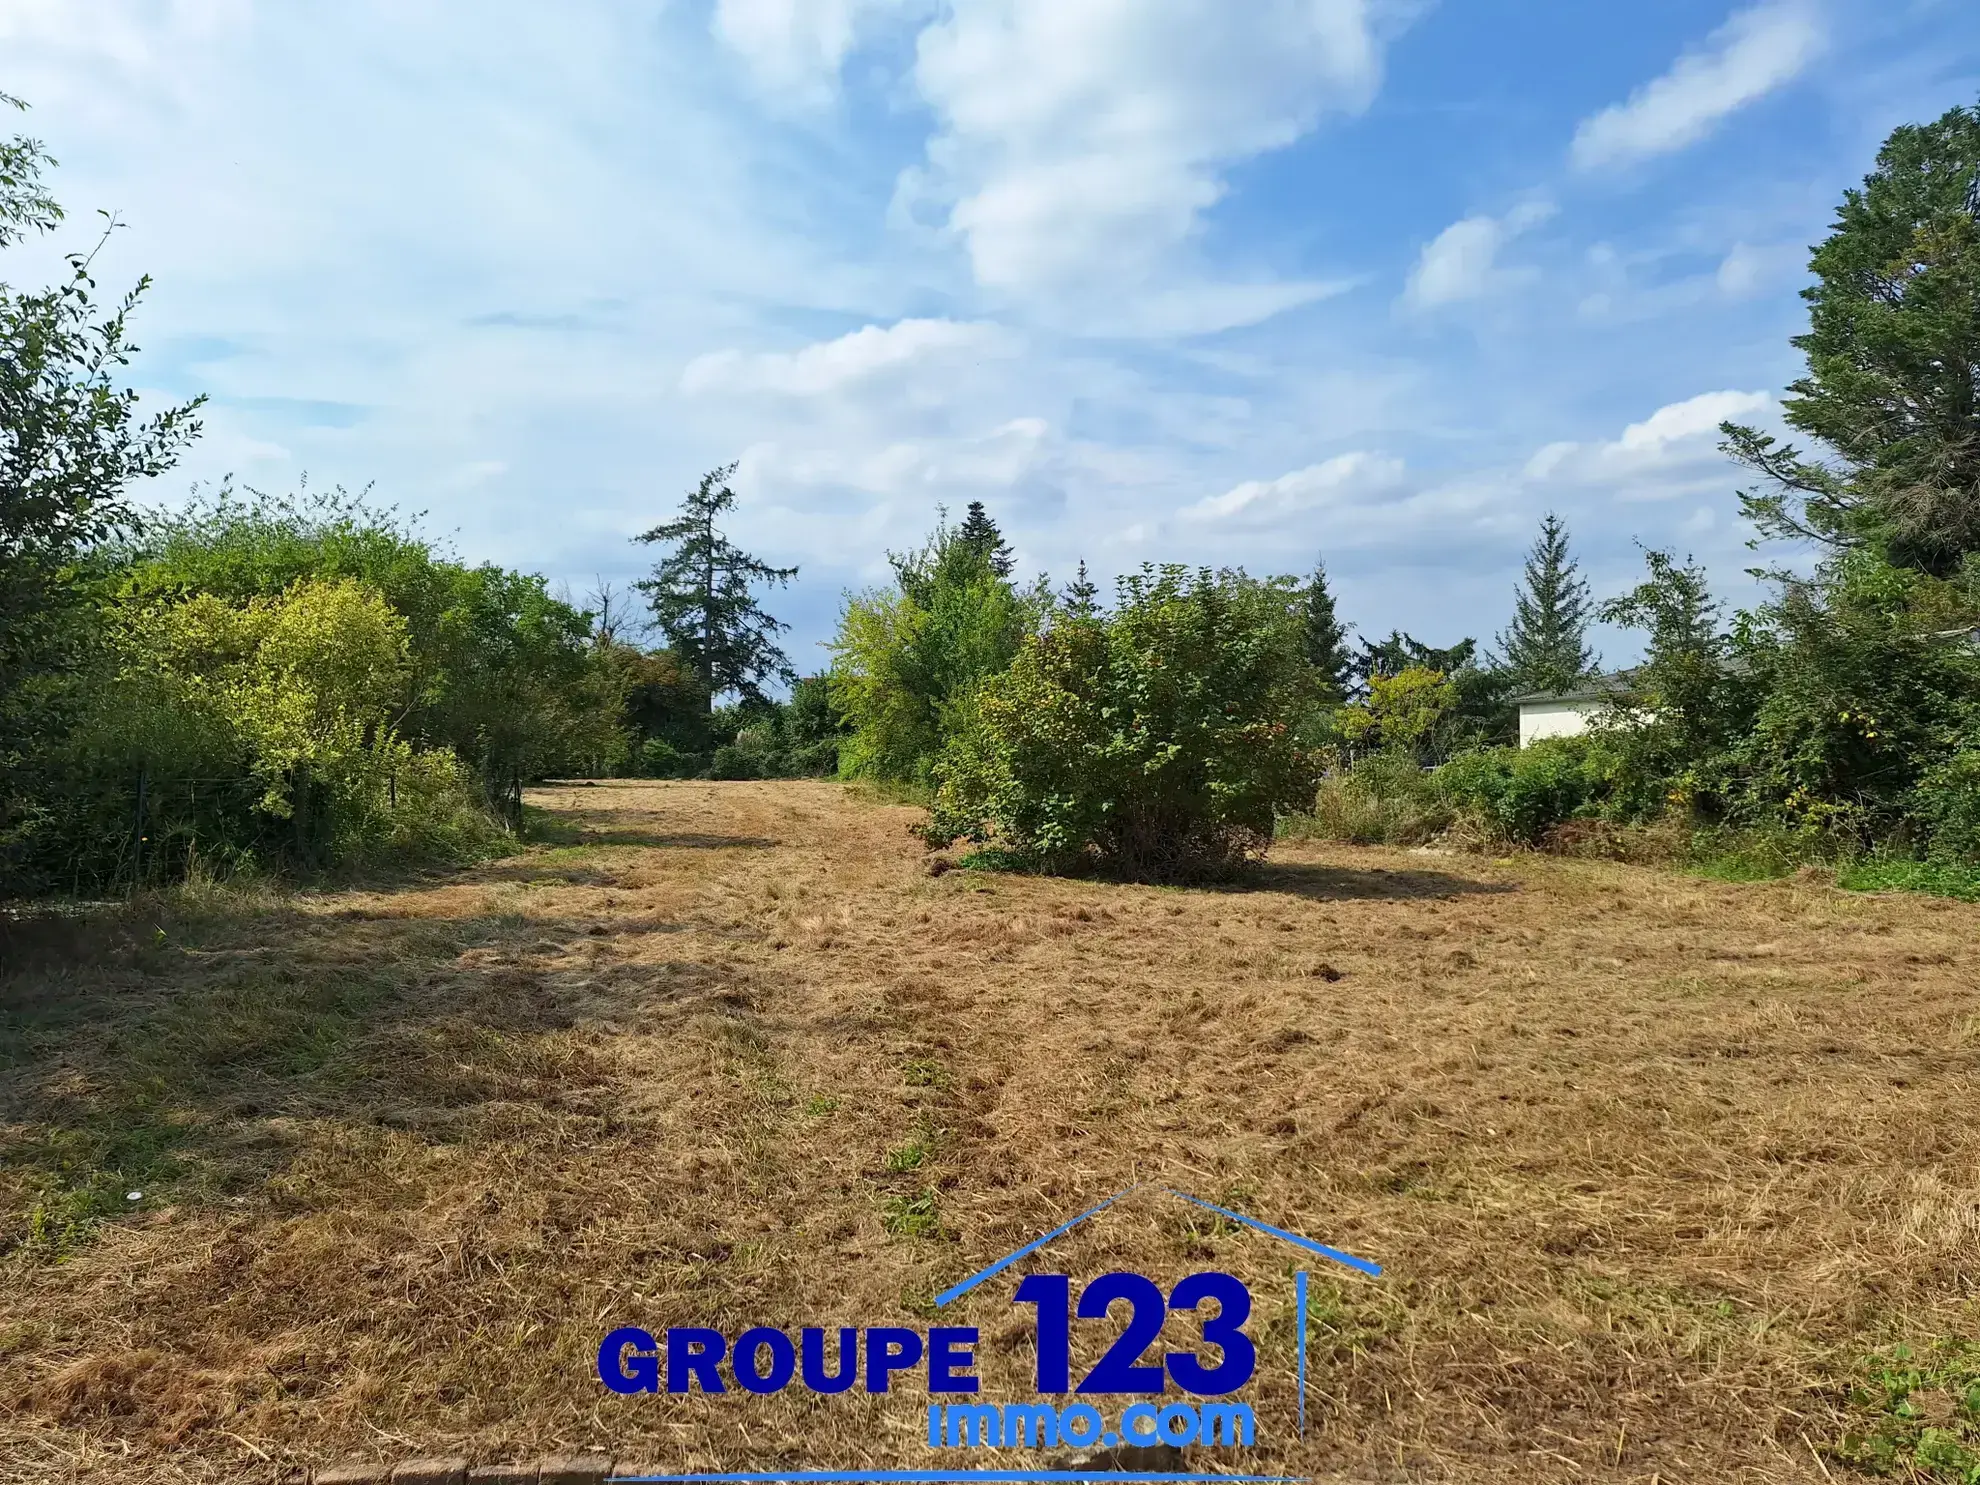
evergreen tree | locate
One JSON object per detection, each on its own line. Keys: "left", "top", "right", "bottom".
{"left": 634, "top": 464, "right": 797, "bottom": 709}
{"left": 1351, "top": 631, "right": 1477, "bottom": 689}
{"left": 1299, "top": 555, "right": 1352, "bottom": 698}
{"left": 1493, "top": 512, "right": 1595, "bottom": 693}
{"left": 1722, "top": 100, "right": 1980, "bottom": 575}
{"left": 1062, "top": 558, "right": 1100, "bottom": 618}
{"left": 955, "top": 500, "right": 1014, "bottom": 578}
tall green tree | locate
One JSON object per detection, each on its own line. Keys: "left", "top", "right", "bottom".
{"left": 1598, "top": 549, "right": 1739, "bottom": 771}
{"left": 1, "top": 95, "right": 205, "bottom": 876}
{"left": 955, "top": 500, "right": 1014, "bottom": 578}
{"left": 1493, "top": 512, "right": 1595, "bottom": 693}
{"left": 830, "top": 511, "right": 1042, "bottom": 783}
{"left": 1599, "top": 549, "right": 1721, "bottom": 667}
{"left": 1299, "top": 555, "right": 1353, "bottom": 698}
{"left": 1062, "top": 558, "right": 1100, "bottom": 618}
{"left": 635, "top": 464, "right": 797, "bottom": 709}
{"left": 1351, "top": 631, "right": 1476, "bottom": 688}
{"left": 1722, "top": 99, "right": 1980, "bottom": 575}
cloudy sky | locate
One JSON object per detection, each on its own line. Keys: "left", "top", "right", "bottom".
{"left": 3, "top": 0, "right": 1975, "bottom": 672}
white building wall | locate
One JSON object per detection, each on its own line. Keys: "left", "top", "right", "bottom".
{"left": 1518, "top": 698, "right": 1604, "bottom": 747}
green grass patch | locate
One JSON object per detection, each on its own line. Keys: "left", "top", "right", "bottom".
{"left": 1688, "top": 854, "right": 1796, "bottom": 884}
{"left": 880, "top": 1187, "right": 947, "bottom": 1240}
{"left": 1837, "top": 860, "right": 1980, "bottom": 903}
{"left": 4, "top": 952, "right": 405, "bottom": 1260}
{"left": 1833, "top": 1338, "right": 1980, "bottom": 1481}
{"left": 7, "top": 1095, "right": 198, "bottom": 1260}
{"left": 955, "top": 846, "right": 1035, "bottom": 873}
{"left": 883, "top": 1117, "right": 940, "bottom": 1173}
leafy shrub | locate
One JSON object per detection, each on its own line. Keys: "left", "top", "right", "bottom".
{"left": 1337, "top": 668, "right": 1457, "bottom": 762}
{"left": 18, "top": 577, "right": 501, "bottom": 886}
{"left": 706, "top": 743, "right": 757, "bottom": 780}
{"left": 830, "top": 515, "right": 1042, "bottom": 784}
{"left": 1725, "top": 554, "right": 1977, "bottom": 846}
{"left": 1286, "top": 752, "right": 1449, "bottom": 846}
{"left": 927, "top": 566, "right": 1321, "bottom": 881}
{"left": 1909, "top": 749, "right": 1980, "bottom": 864}
{"left": 637, "top": 737, "right": 688, "bottom": 777}
{"left": 121, "top": 486, "right": 628, "bottom": 793}
{"left": 1437, "top": 737, "right": 1604, "bottom": 845}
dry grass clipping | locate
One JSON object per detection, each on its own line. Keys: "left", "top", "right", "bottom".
{"left": 1, "top": 780, "right": 1977, "bottom": 1483}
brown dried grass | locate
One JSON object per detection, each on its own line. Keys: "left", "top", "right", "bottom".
{"left": 1, "top": 780, "right": 1976, "bottom": 1483}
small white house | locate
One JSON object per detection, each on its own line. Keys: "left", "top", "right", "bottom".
{"left": 1513, "top": 675, "right": 1634, "bottom": 747}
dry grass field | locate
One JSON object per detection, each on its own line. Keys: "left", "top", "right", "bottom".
{"left": 2, "top": 779, "right": 1977, "bottom": 1484}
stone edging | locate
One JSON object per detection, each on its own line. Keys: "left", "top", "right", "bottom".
{"left": 302, "top": 1456, "right": 617, "bottom": 1484}
{"left": 289, "top": 1440, "right": 1188, "bottom": 1483}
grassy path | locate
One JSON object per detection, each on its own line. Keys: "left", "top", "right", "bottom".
{"left": 3, "top": 780, "right": 1977, "bottom": 1482}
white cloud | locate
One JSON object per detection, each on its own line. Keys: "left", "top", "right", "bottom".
{"left": 1570, "top": 2, "right": 1823, "bottom": 171}
{"left": 903, "top": 0, "right": 1389, "bottom": 321}
{"left": 1404, "top": 200, "right": 1553, "bottom": 309}
{"left": 1715, "top": 240, "right": 1804, "bottom": 298}
{"left": 1183, "top": 450, "right": 1407, "bottom": 522}
{"left": 1526, "top": 390, "right": 1772, "bottom": 500}
{"left": 1616, "top": 389, "right": 1769, "bottom": 451}
{"left": 711, "top": 0, "right": 924, "bottom": 102}
{"left": 681, "top": 318, "right": 1015, "bottom": 396}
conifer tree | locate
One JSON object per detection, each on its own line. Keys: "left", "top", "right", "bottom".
{"left": 1062, "top": 558, "right": 1100, "bottom": 618}
{"left": 1299, "top": 556, "right": 1352, "bottom": 698}
{"left": 1722, "top": 101, "right": 1980, "bottom": 574}
{"left": 634, "top": 464, "right": 797, "bottom": 709}
{"left": 1494, "top": 512, "right": 1594, "bottom": 693}
{"left": 955, "top": 500, "right": 1014, "bottom": 577}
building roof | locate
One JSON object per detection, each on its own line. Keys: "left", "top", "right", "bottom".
{"left": 1511, "top": 671, "right": 1637, "bottom": 707}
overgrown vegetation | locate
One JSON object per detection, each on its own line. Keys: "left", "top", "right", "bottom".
{"left": 926, "top": 565, "right": 1321, "bottom": 880}
{"left": 0, "top": 100, "right": 839, "bottom": 896}
{"left": 1284, "top": 101, "right": 1980, "bottom": 898}
{"left": 6, "top": 91, "right": 1976, "bottom": 901}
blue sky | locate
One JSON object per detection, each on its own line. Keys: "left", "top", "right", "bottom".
{"left": 4, "top": 0, "right": 1976, "bottom": 673}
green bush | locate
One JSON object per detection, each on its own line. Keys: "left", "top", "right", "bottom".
{"left": 707, "top": 743, "right": 758, "bottom": 781}
{"left": 927, "top": 566, "right": 1321, "bottom": 881}
{"left": 830, "top": 515, "right": 1042, "bottom": 785}
{"left": 637, "top": 737, "right": 688, "bottom": 777}
{"left": 1286, "top": 752, "right": 1449, "bottom": 846}
{"left": 120, "top": 487, "right": 629, "bottom": 793}
{"left": 1909, "top": 749, "right": 1980, "bottom": 864}
{"left": 17, "top": 576, "right": 502, "bottom": 887}
{"left": 1436, "top": 737, "right": 1601, "bottom": 845}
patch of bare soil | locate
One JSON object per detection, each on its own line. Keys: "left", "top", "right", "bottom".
{"left": 2, "top": 780, "right": 1976, "bottom": 1483}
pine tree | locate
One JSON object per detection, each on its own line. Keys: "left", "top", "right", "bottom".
{"left": 1723, "top": 101, "right": 1980, "bottom": 574}
{"left": 634, "top": 464, "right": 798, "bottom": 709}
{"left": 955, "top": 500, "right": 1014, "bottom": 578}
{"left": 1351, "top": 632, "right": 1477, "bottom": 688}
{"left": 1299, "top": 556, "right": 1352, "bottom": 698}
{"left": 1494, "top": 512, "right": 1594, "bottom": 693}
{"left": 1062, "top": 558, "right": 1100, "bottom": 618}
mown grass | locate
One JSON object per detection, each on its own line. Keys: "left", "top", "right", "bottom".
{"left": 3, "top": 778, "right": 1979, "bottom": 1484}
